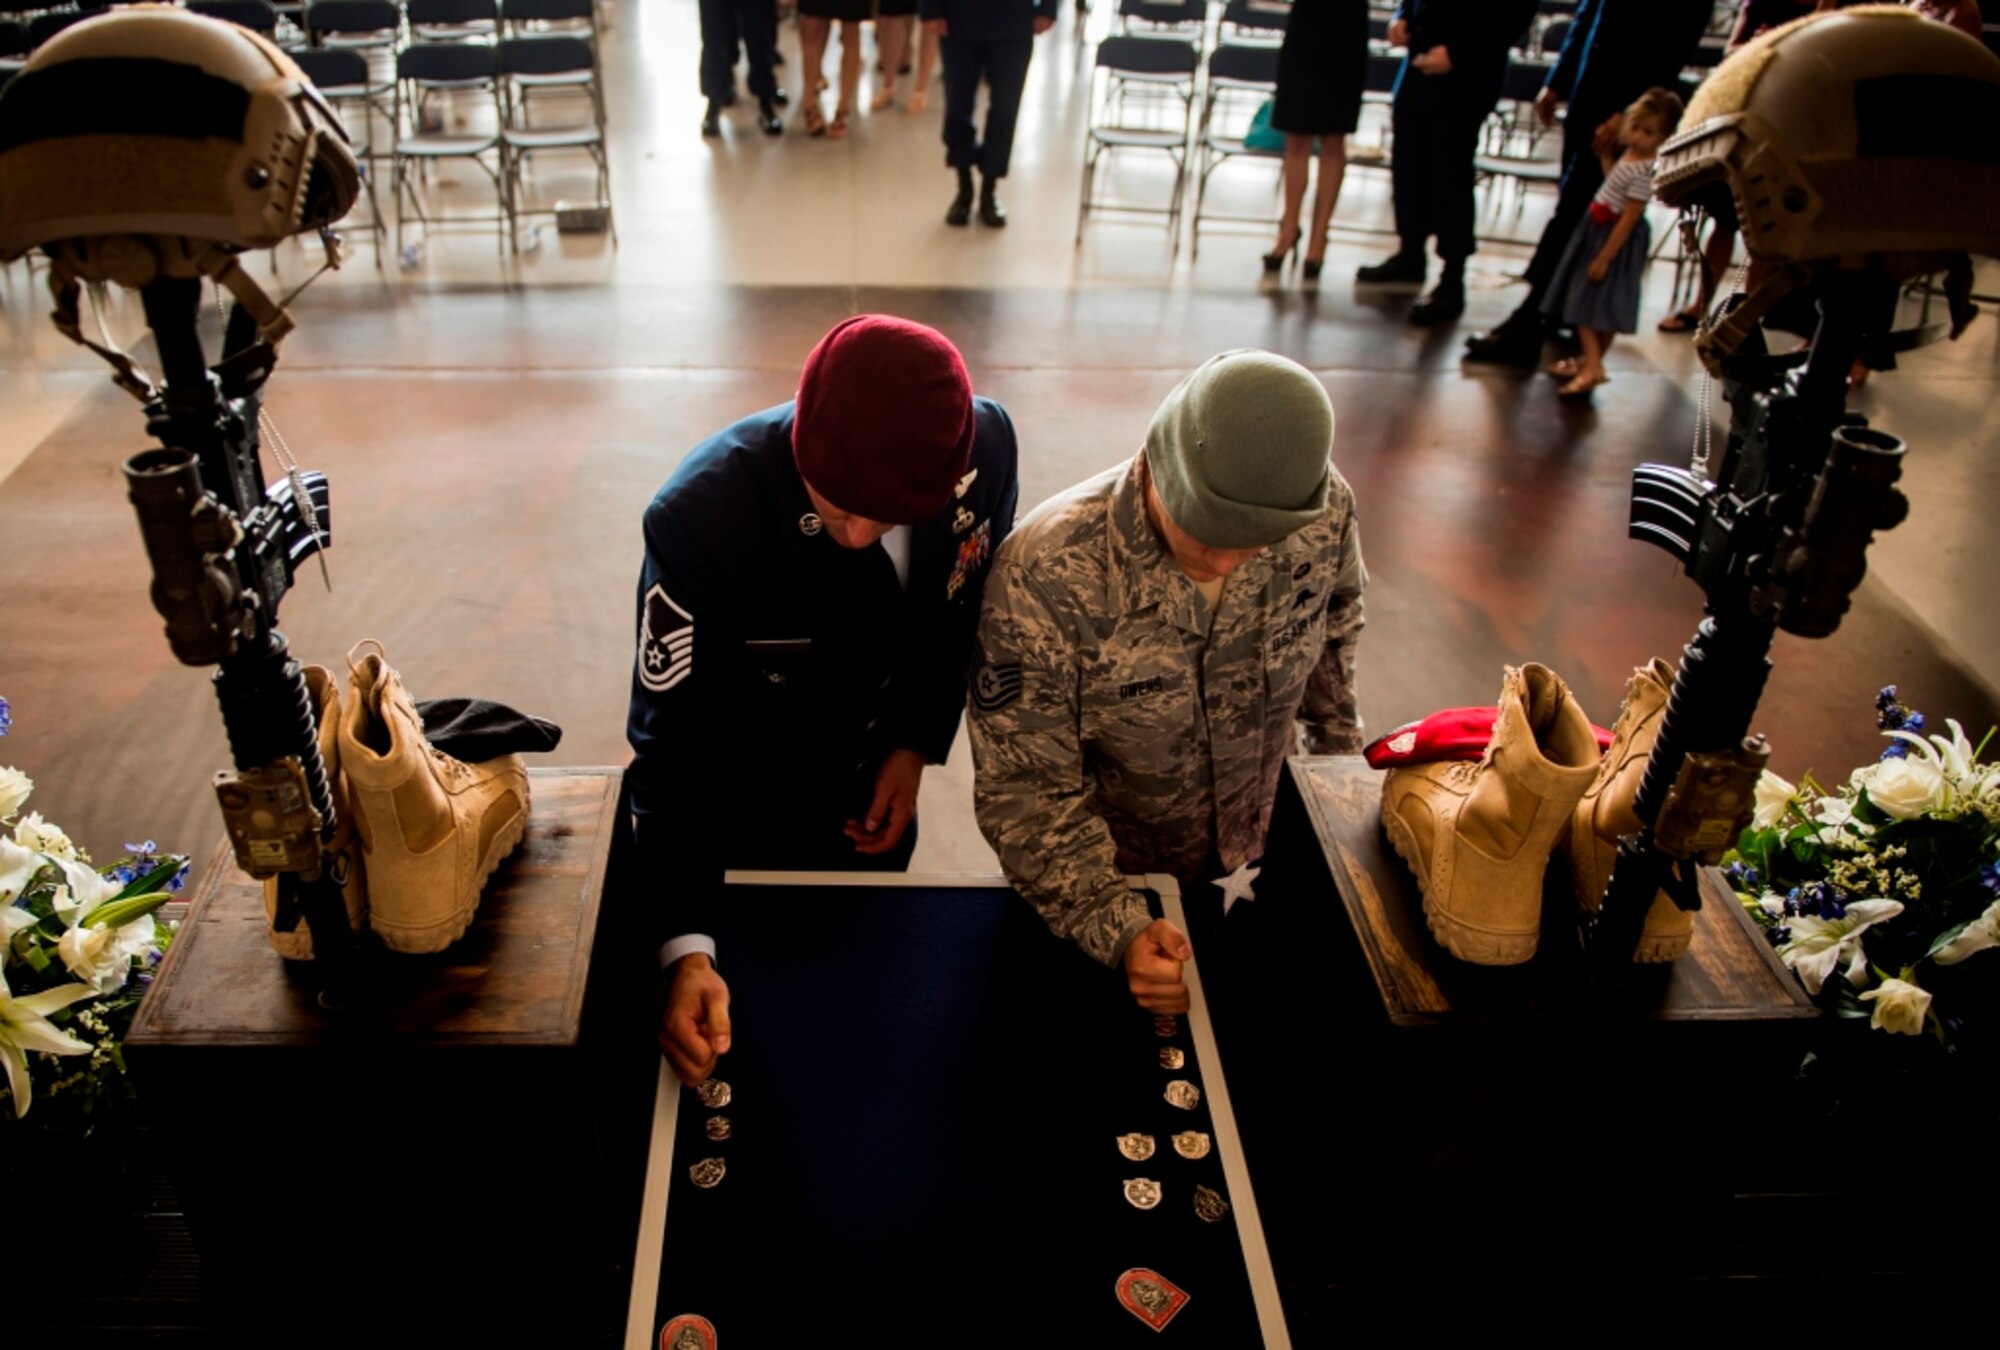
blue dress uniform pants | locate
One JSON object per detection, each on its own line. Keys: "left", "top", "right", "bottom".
{"left": 1389, "top": 89, "right": 1491, "bottom": 267}
{"left": 700, "top": 0, "right": 778, "bottom": 104}
{"left": 939, "top": 35, "right": 1033, "bottom": 179}
{"left": 1521, "top": 112, "right": 1610, "bottom": 303}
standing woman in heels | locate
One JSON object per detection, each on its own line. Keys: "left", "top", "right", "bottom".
{"left": 1265, "top": 0, "right": 1369, "bottom": 285}
{"left": 799, "top": 0, "right": 870, "bottom": 137}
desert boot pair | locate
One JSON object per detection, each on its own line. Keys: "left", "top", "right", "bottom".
{"left": 262, "top": 641, "right": 530, "bottom": 957}
{"left": 1381, "top": 661, "right": 1694, "bottom": 966}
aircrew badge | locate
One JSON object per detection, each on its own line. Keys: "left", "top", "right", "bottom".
{"left": 953, "top": 505, "right": 975, "bottom": 534}
{"left": 1123, "top": 1177, "right": 1162, "bottom": 1210}
{"left": 660, "top": 1313, "right": 718, "bottom": 1350}
{"left": 945, "top": 519, "right": 992, "bottom": 599}
{"left": 1115, "top": 1268, "right": 1189, "bottom": 1332}
{"left": 954, "top": 467, "right": 978, "bottom": 499}
{"left": 1165, "top": 1080, "right": 1201, "bottom": 1110}
{"left": 1192, "top": 1184, "right": 1229, "bottom": 1223}
{"left": 689, "top": 1157, "right": 727, "bottom": 1189}
{"left": 1117, "top": 1132, "right": 1156, "bottom": 1161}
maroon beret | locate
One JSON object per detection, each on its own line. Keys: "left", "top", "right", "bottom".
{"left": 1365, "top": 706, "right": 1616, "bottom": 769}
{"left": 792, "top": 315, "right": 975, "bottom": 524}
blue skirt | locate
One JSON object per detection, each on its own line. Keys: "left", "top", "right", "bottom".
{"left": 1540, "top": 215, "right": 1650, "bottom": 335}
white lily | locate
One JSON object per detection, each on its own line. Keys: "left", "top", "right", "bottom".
{"left": 48, "top": 855, "right": 119, "bottom": 924}
{"left": 0, "top": 959, "right": 94, "bottom": 1118}
{"left": 1809, "top": 795, "right": 1875, "bottom": 845}
{"left": 1860, "top": 976, "right": 1933, "bottom": 1036}
{"left": 0, "top": 835, "right": 41, "bottom": 903}
{"left": 1885, "top": 718, "right": 1982, "bottom": 794}
{"left": 12, "top": 812, "right": 76, "bottom": 860}
{"left": 1934, "top": 899, "right": 2000, "bottom": 966}
{"left": 1752, "top": 771, "right": 1799, "bottom": 830}
{"left": 0, "top": 766, "right": 31, "bottom": 820}
{"left": 1778, "top": 898, "right": 1905, "bottom": 995}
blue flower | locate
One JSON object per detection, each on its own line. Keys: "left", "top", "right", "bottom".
{"left": 1903, "top": 711, "right": 1926, "bottom": 733}
{"left": 1784, "top": 887, "right": 1802, "bottom": 918}
{"left": 1982, "top": 861, "right": 2000, "bottom": 896}
{"left": 123, "top": 840, "right": 156, "bottom": 857}
{"left": 1876, "top": 685, "right": 1899, "bottom": 710}
{"left": 168, "top": 862, "right": 189, "bottom": 892}
{"left": 1881, "top": 741, "right": 1909, "bottom": 761}
{"left": 0, "top": 695, "right": 10, "bottom": 736}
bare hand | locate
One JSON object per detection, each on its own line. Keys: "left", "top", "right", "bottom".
{"left": 1412, "top": 44, "right": 1452, "bottom": 75}
{"left": 658, "top": 955, "right": 732, "bottom": 1085}
{"left": 845, "top": 748, "right": 924, "bottom": 854}
{"left": 1592, "top": 113, "right": 1623, "bottom": 160}
{"left": 1587, "top": 257, "right": 1610, "bottom": 283}
{"left": 924, "top": 17, "right": 946, "bottom": 37}
{"left": 1534, "top": 86, "right": 1559, "bottom": 127}
{"left": 1386, "top": 17, "right": 1408, "bottom": 46}
{"left": 1033, "top": 14, "right": 1053, "bottom": 34}
{"left": 1123, "top": 919, "right": 1191, "bottom": 1013}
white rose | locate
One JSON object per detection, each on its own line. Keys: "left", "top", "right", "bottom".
{"left": 57, "top": 912, "right": 155, "bottom": 996}
{"left": 1855, "top": 757, "right": 1949, "bottom": 821}
{"left": 1859, "top": 976, "right": 1933, "bottom": 1036}
{"left": 0, "top": 835, "right": 43, "bottom": 903}
{"left": 13, "top": 812, "right": 77, "bottom": 860}
{"left": 1751, "top": 771, "right": 1798, "bottom": 830}
{"left": 0, "top": 765, "right": 31, "bottom": 819}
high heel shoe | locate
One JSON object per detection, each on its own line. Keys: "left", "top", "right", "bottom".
{"left": 1261, "top": 233, "right": 1299, "bottom": 275}
{"left": 1302, "top": 256, "right": 1324, "bottom": 286}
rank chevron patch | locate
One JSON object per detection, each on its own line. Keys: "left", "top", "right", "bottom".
{"left": 639, "top": 584, "right": 693, "bottom": 692}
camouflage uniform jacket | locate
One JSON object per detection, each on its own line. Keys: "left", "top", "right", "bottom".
{"left": 970, "top": 454, "right": 1366, "bottom": 967}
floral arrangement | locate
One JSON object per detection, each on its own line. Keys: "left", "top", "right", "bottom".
{"left": 0, "top": 694, "right": 186, "bottom": 1130}
{"left": 1725, "top": 687, "right": 1999, "bottom": 1049}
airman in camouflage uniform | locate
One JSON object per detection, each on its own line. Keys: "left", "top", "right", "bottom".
{"left": 970, "top": 351, "right": 1365, "bottom": 1004}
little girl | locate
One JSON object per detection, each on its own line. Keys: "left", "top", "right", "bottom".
{"left": 1541, "top": 87, "right": 1685, "bottom": 398}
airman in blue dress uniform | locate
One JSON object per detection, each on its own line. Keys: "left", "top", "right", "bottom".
{"left": 627, "top": 316, "right": 1019, "bottom": 1085}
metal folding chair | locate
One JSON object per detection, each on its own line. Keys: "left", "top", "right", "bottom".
{"left": 1076, "top": 33, "right": 1201, "bottom": 250}
{"left": 187, "top": 0, "right": 279, "bottom": 35}
{"left": 303, "top": 0, "right": 400, "bottom": 49}
{"left": 392, "top": 41, "right": 514, "bottom": 258}
{"left": 1189, "top": 41, "right": 1282, "bottom": 260}
{"left": 1217, "top": 0, "right": 1286, "bottom": 43}
{"left": 291, "top": 44, "right": 390, "bottom": 265}
{"left": 499, "top": 0, "right": 603, "bottom": 124}
{"left": 408, "top": 0, "right": 499, "bottom": 43}
{"left": 498, "top": 34, "right": 613, "bottom": 244}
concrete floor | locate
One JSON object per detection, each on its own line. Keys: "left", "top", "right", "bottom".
{"left": 2, "top": 0, "right": 1996, "bottom": 888}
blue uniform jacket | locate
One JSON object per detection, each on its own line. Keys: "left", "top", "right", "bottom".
{"left": 627, "top": 398, "right": 1021, "bottom": 950}
{"left": 1544, "top": 0, "right": 1712, "bottom": 132}
{"left": 1392, "top": 0, "right": 1541, "bottom": 108}
{"left": 917, "top": 0, "right": 1057, "bottom": 42}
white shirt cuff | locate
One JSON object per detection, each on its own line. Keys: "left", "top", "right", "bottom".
{"left": 659, "top": 934, "right": 717, "bottom": 970}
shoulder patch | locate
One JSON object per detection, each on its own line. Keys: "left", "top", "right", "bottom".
{"left": 972, "top": 659, "right": 1023, "bottom": 712}
{"left": 639, "top": 584, "right": 693, "bottom": 692}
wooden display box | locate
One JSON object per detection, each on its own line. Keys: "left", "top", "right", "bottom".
{"left": 126, "top": 768, "right": 655, "bottom": 1342}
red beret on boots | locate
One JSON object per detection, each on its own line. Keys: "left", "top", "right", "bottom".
{"left": 792, "top": 315, "right": 976, "bottom": 524}
{"left": 1366, "top": 706, "right": 1616, "bottom": 769}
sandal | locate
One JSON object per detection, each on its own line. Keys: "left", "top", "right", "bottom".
{"left": 1657, "top": 307, "right": 1701, "bottom": 334}
{"left": 1545, "top": 357, "right": 1581, "bottom": 380}
{"left": 871, "top": 86, "right": 895, "bottom": 112}
{"left": 828, "top": 107, "right": 849, "bottom": 139}
{"left": 906, "top": 88, "right": 928, "bottom": 113}
{"left": 802, "top": 101, "right": 826, "bottom": 137}
{"left": 1557, "top": 371, "right": 1610, "bottom": 399}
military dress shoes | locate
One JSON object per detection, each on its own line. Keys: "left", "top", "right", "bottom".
{"left": 772, "top": 85, "right": 790, "bottom": 107}
{"left": 1464, "top": 311, "right": 1546, "bottom": 367}
{"left": 701, "top": 101, "right": 722, "bottom": 138}
{"left": 1408, "top": 278, "right": 1466, "bottom": 326}
{"left": 979, "top": 177, "right": 1007, "bottom": 228}
{"left": 758, "top": 99, "right": 783, "bottom": 135}
{"left": 339, "top": 640, "right": 530, "bottom": 955}
{"left": 946, "top": 168, "right": 975, "bottom": 227}
{"left": 1355, "top": 252, "right": 1427, "bottom": 287}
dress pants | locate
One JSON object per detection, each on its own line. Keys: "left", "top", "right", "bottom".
{"left": 699, "top": 0, "right": 778, "bottom": 104}
{"left": 939, "top": 35, "right": 1034, "bottom": 179}
{"left": 1521, "top": 111, "right": 1611, "bottom": 303}
{"left": 1389, "top": 88, "right": 1493, "bottom": 267}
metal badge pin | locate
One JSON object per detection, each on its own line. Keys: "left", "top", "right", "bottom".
{"left": 954, "top": 468, "right": 978, "bottom": 499}
{"left": 799, "top": 512, "right": 823, "bottom": 536}
{"left": 1159, "top": 1047, "right": 1185, "bottom": 1070}
{"left": 705, "top": 1116, "right": 732, "bottom": 1141}
{"left": 1123, "top": 1177, "right": 1162, "bottom": 1210}
{"left": 695, "top": 1080, "right": 732, "bottom": 1108}
{"left": 1153, "top": 1016, "right": 1179, "bottom": 1038}
{"left": 1172, "top": 1131, "right": 1211, "bottom": 1160}
{"left": 1192, "top": 1184, "right": 1229, "bottom": 1223}
{"left": 1165, "top": 1080, "right": 1201, "bottom": 1111}
{"left": 1115, "top": 1269, "right": 1189, "bottom": 1332}
{"left": 952, "top": 506, "right": 975, "bottom": 534}
{"left": 1116, "top": 1132, "right": 1156, "bottom": 1162}
{"left": 659, "top": 1313, "right": 718, "bottom": 1350}
{"left": 689, "top": 1157, "right": 727, "bottom": 1189}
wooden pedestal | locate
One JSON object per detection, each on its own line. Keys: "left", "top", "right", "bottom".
{"left": 126, "top": 768, "right": 654, "bottom": 1342}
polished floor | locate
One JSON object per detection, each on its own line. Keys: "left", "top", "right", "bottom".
{"left": 3, "top": 0, "right": 1997, "bottom": 893}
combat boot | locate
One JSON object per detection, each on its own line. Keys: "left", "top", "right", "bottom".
{"left": 1563, "top": 657, "right": 1694, "bottom": 963}
{"left": 339, "top": 639, "right": 530, "bottom": 954}
{"left": 263, "top": 665, "right": 369, "bottom": 959}
{"left": 1381, "top": 664, "right": 1601, "bottom": 965}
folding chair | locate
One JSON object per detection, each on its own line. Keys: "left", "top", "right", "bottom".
{"left": 499, "top": 0, "right": 603, "bottom": 124}
{"left": 188, "top": 0, "right": 280, "bottom": 35}
{"left": 498, "top": 35, "right": 613, "bottom": 244}
{"left": 393, "top": 41, "right": 513, "bottom": 257}
{"left": 408, "top": 0, "right": 498, "bottom": 43}
{"left": 1535, "top": 16, "right": 1570, "bottom": 60}
{"left": 0, "top": 18, "right": 27, "bottom": 77}
{"left": 303, "top": 0, "right": 400, "bottom": 49}
{"left": 1218, "top": 0, "right": 1286, "bottom": 42}
{"left": 1115, "top": 0, "right": 1206, "bottom": 40}
{"left": 1473, "top": 57, "right": 1562, "bottom": 222}
{"left": 292, "top": 45, "right": 390, "bottom": 264}
{"left": 1076, "top": 34, "right": 1201, "bottom": 249}
{"left": 1189, "top": 41, "right": 1281, "bottom": 260}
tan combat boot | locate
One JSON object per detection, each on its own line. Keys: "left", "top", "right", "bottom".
{"left": 1563, "top": 657, "right": 1694, "bottom": 963}
{"left": 1381, "top": 664, "right": 1601, "bottom": 965}
{"left": 263, "top": 665, "right": 370, "bottom": 959}
{"left": 338, "top": 640, "right": 530, "bottom": 954}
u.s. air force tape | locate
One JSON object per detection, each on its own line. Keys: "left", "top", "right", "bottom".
{"left": 972, "top": 660, "right": 1022, "bottom": 712}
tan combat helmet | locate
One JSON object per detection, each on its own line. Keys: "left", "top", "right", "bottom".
{"left": 1655, "top": 5, "right": 2000, "bottom": 365}
{"left": 0, "top": 5, "right": 359, "bottom": 378}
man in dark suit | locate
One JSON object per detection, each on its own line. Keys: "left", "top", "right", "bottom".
{"left": 1355, "top": 0, "right": 1541, "bottom": 324}
{"left": 1464, "top": 0, "right": 1713, "bottom": 364}
{"left": 921, "top": 0, "right": 1059, "bottom": 226}
{"left": 628, "top": 317, "right": 1021, "bottom": 1085}
{"left": 698, "top": 0, "right": 785, "bottom": 138}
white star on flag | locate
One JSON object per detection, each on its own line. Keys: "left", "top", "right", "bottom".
{"left": 1214, "top": 861, "right": 1261, "bottom": 916}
